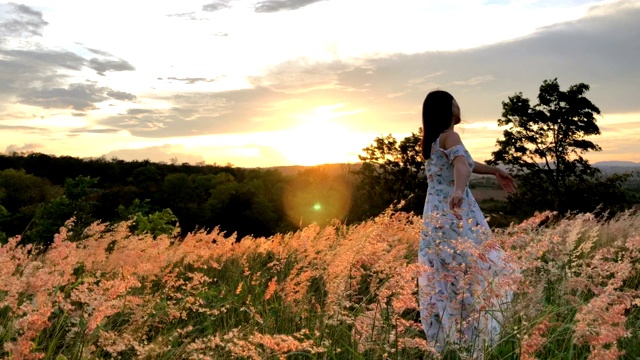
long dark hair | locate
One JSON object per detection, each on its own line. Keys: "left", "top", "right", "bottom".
{"left": 421, "top": 90, "right": 455, "bottom": 160}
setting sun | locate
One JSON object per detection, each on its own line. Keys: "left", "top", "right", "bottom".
{"left": 273, "top": 105, "right": 365, "bottom": 166}
{"left": 1, "top": 1, "right": 638, "bottom": 166}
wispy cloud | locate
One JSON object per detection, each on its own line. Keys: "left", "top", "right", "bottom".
{"left": 254, "top": 0, "right": 327, "bottom": 13}
{"left": 18, "top": 83, "right": 136, "bottom": 111}
{"left": 106, "top": 89, "right": 137, "bottom": 101}
{"left": 88, "top": 58, "right": 135, "bottom": 76}
{"left": 69, "top": 128, "right": 121, "bottom": 134}
{"left": 86, "top": 47, "right": 113, "bottom": 57}
{"left": 451, "top": 75, "right": 495, "bottom": 86}
{"left": 4, "top": 142, "right": 44, "bottom": 153}
{"left": 126, "top": 108, "right": 158, "bottom": 115}
{"left": 97, "top": 89, "right": 287, "bottom": 137}
{"left": 166, "top": 77, "right": 220, "bottom": 84}
{"left": 202, "top": 0, "right": 233, "bottom": 12}
{"left": 84, "top": 1, "right": 640, "bottom": 140}
{"left": 0, "top": 3, "right": 137, "bottom": 114}
{"left": 0, "top": 3, "right": 48, "bottom": 39}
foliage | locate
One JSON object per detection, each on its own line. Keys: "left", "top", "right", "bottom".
{"left": 0, "top": 169, "right": 63, "bottom": 243}
{"left": 22, "top": 176, "right": 100, "bottom": 248}
{"left": 0, "top": 154, "right": 292, "bottom": 244}
{"left": 134, "top": 208, "right": 178, "bottom": 237}
{"left": 2, "top": 208, "right": 639, "bottom": 359}
{"left": 352, "top": 131, "right": 427, "bottom": 220}
{"left": 489, "top": 78, "right": 634, "bottom": 216}
{"left": 0, "top": 205, "right": 8, "bottom": 243}
{"left": 118, "top": 199, "right": 178, "bottom": 237}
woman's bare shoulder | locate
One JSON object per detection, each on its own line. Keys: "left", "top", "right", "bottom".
{"left": 440, "top": 131, "right": 464, "bottom": 150}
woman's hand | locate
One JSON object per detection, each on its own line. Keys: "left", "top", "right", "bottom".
{"left": 449, "top": 190, "right": 464, "bottom": 220}
{"left": 496, "top": 169, "right": 517, "bottom": 193}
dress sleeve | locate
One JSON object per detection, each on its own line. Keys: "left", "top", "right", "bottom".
{"left": 442, "top": 145, "right": 467, "bottom": 164}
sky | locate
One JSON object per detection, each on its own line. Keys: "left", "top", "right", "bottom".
{"left": 0, "top": 0, "right": 639, "bottom": 167}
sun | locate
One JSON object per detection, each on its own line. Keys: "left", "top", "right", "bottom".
{"left": 274, "top": 104, "right": 362, "bottom": 166}
{"left": 282, "top": 121, "right": 352, "bottom": 166}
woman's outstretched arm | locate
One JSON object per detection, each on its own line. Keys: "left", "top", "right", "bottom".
{"left": 473, "top": 161, "right": 517, "bottom": 193}
{"left": 472, "top": 161, "right": 499, "bottom": 175}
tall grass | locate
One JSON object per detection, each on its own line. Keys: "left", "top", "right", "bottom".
{"left": 1, "top": 210, "right": 639, "bottom": 359}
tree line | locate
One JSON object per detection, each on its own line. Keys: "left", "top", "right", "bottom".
{"left": 1, "top": 79, "right": 638, "bottom": 248}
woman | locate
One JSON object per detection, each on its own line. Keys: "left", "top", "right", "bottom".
{"left": 418, "top": 90, "right": 516, "bottom": 355}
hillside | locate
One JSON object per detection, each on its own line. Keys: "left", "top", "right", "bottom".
{"left": 268, "top": 163, "right": 362, "bottom": 176}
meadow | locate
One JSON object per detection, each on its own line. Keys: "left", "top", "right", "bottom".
{"left": 1, "top": 208, "right": 639, "bottom": 360}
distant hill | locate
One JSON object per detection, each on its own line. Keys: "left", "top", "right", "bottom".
{"left": 268, "top": 163, "right": 363, "bottom": 176}
{"left": 593, "top": 161, "right": 640, "bottom": 175}
{"left": 593, "top": 161, "right": 640, "bottom": 168}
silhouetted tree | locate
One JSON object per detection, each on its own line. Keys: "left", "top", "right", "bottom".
{"left": 352, "top": 130, "right": 427, "bottom": 221}
{"left": 488, "top": 78, "right": 633, "bottom": 216}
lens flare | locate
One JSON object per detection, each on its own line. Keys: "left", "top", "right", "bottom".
{"left": 283, "top": 172, "right": 351, "bottom": 228}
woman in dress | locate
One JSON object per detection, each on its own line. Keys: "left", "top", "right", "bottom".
{"left": 418, "top": 90, "right": 516, "bottom": 356}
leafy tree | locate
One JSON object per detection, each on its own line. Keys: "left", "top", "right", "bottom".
{"left": 23, "top": 176, "right": 100, "bottom": 247}
{"left": 119, "top": 199, "right": 178, "bottom": 237}
{"left": 0, "top": 153, "right": 296, "bottom": 240}
{"left": 489, "top": 78, "right": 632, "bottom": 216}
{"left": 352, "top": 130, "right": 427, "bottom": 221}
{"left": 0, "top": 169, "right": 62, "bottom": 239}
{"left": 205, "top": 170, "right": 289, "bottom": 238}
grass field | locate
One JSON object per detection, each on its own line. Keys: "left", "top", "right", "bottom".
{"left": 1, "top": 209, "right": 639, "bottom": 359}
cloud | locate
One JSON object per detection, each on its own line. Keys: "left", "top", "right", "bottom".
{"left": 451, "top": 75, "right": 495, "bottom": 86}
{"left": 325, "top": 0, "right": 640, "bottom": 125}
{"left": 87, "top": 1, "right": 640, "bottom": 140}
{"left": 166, "top": 77, "right": 220, "bottom": 84}
{"left": 4, "top": 143, "right": 44, "bottom": 154}
{"left": 0, "top": 4, "right": 137, "bottom": 114}
{"left": 0, "top": 3, "right": 48, "bottom": 40}
{"left": 69, "top": 128, "right": 121, "bottom": 134}
{"left": 106, "top": 89, "right": 137, "bottom": 101}
{"left": 18, "top": 83, "right": 135, "bottom": 111}
{"left": 0, "top": 48, "right": 81, "bottom": 112}
{"left": 166, "top": 12, "right": 210, "bottom": 20}
{"left": 0, "top": 124, "right": 41, "bottom": 132}
{"left": 202, "top": 0, "right": 233, "bottom": 12}
{"left": 585, "top": 0, "right": 639, "bottom": 16}
{"left": 248, "top": 59, "right": 348, "bottom": 93}
{"left": 97, "top": 87, "right": 295, "bottom": 137}
{"left": 85, "top": 47, "right": 113, "bottom": 57}
{"left": 88, "top": 57, "right": 135, "bottom": 76}
{"left": 254, "top": 0, "right": 326, "bottom": 13}
{"left": 127, "top": 108, "right": 157, "bottom": 115}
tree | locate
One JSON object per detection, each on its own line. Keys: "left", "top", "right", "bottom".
{"left": 23, "top": 176, "right": 99, "bottom": 247}
{"left": 489, "top": 78, "right": 632, "bottom": 216}
{"left": 0, "top": 169, "right": 62, "bottom": 239}
{"left": 118, "top": 199, "right": 178, "bottom": 237}
{"left": 351, "top": 130, "right": 427, "bottom": 221}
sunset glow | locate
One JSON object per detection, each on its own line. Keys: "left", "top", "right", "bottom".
{"left": 1, "top": 0, "right": 639, "bottom": 167}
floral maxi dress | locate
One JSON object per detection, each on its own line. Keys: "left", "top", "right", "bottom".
{"left": 418, "top": 136, "right": 511, "bottom": 354}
